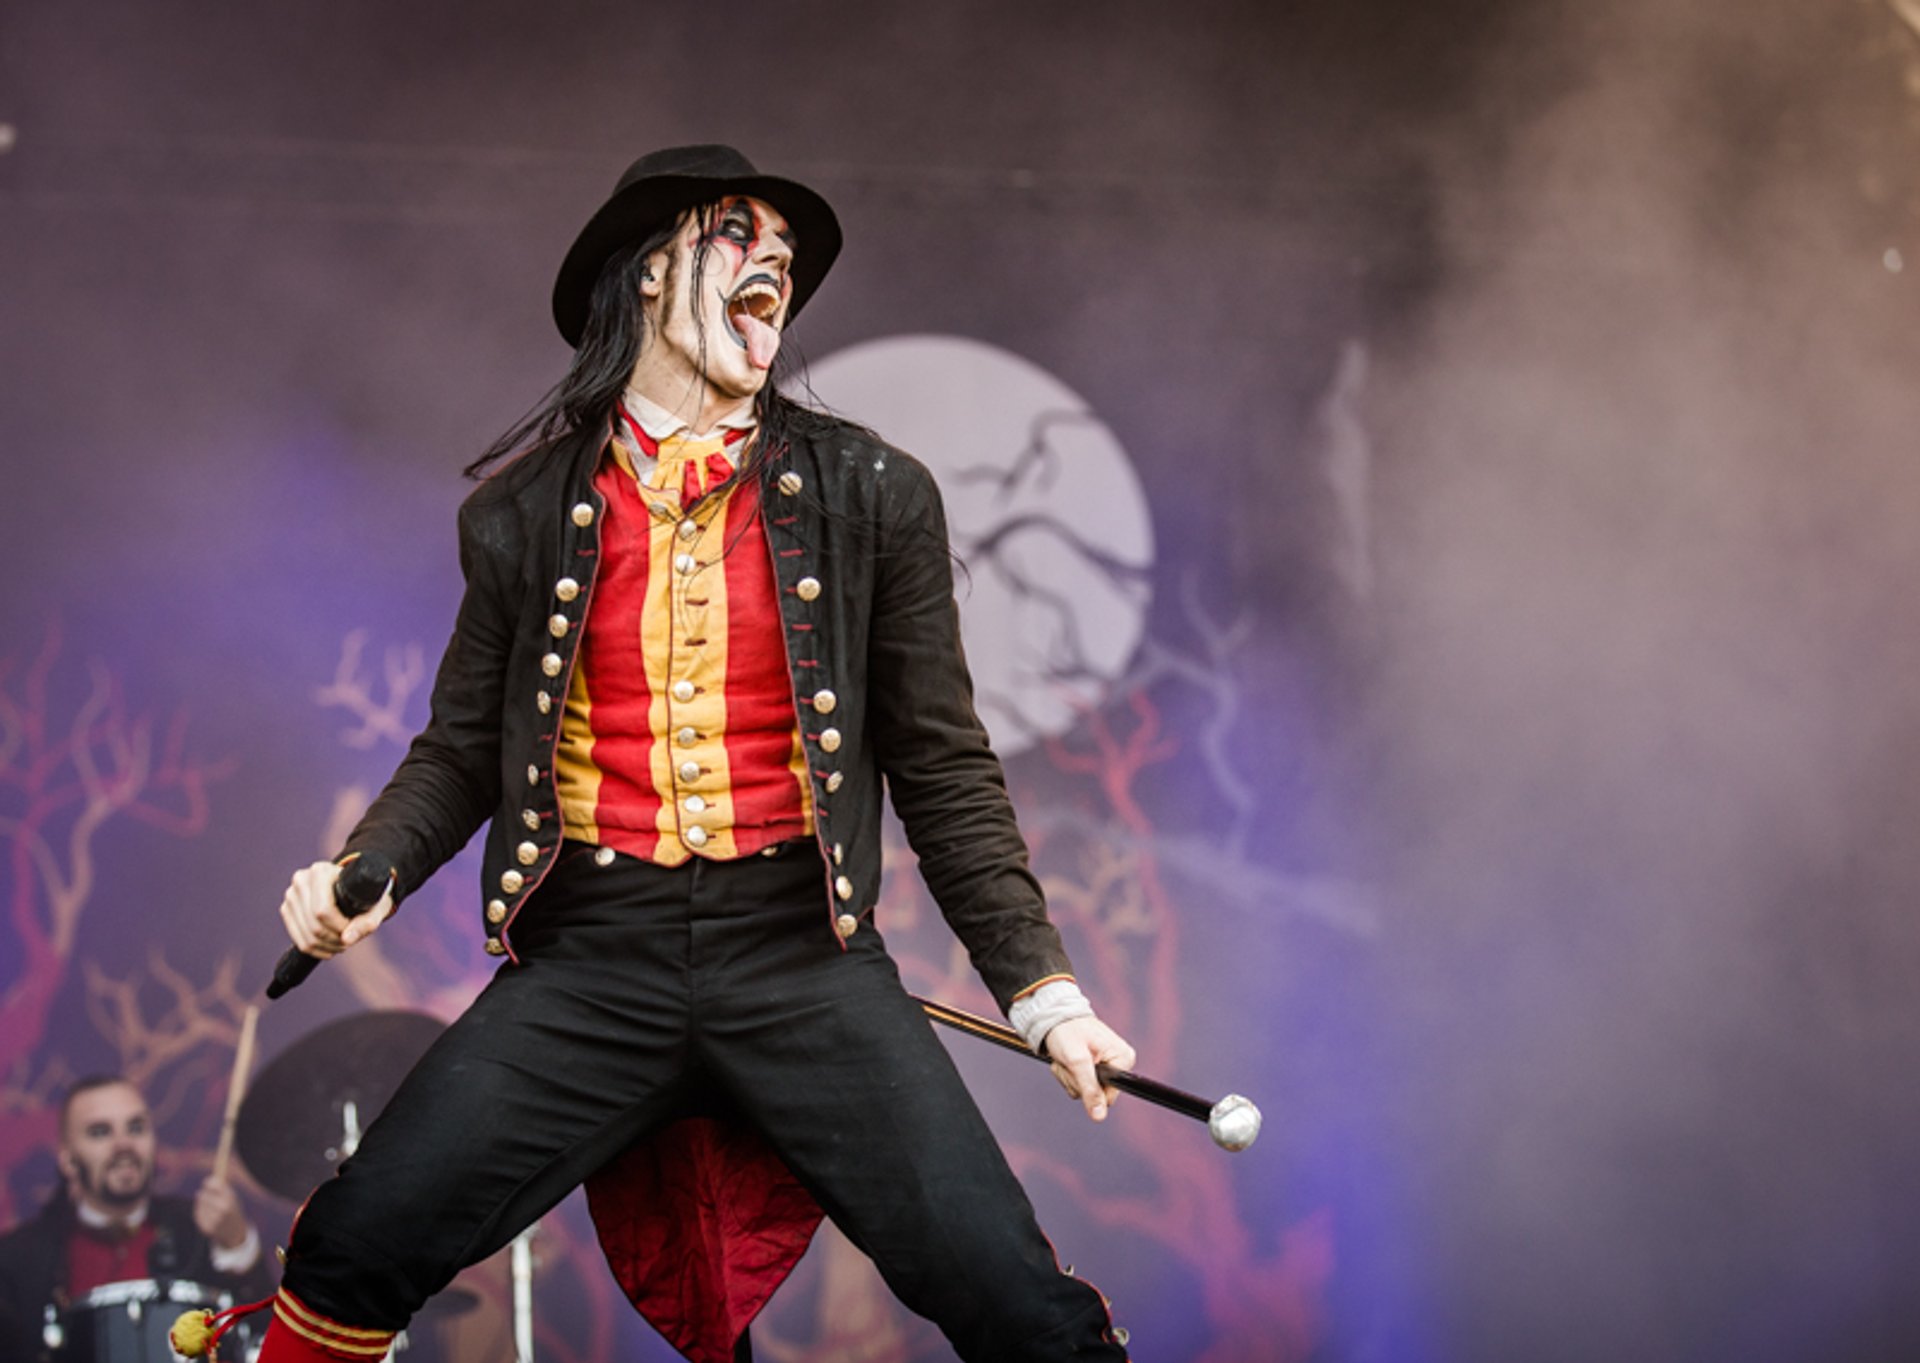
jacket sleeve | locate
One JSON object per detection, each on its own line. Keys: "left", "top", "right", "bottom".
{"left": 339, "top": 492, "right": 517, "bottom": 903}
{"left": 863, "top": 458, "right": 1076, "bottom": 1014}
{"left": 0, "top": 1217, "right": 55, "bottom": 1363}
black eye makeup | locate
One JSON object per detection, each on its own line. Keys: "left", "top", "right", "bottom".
{"left": 720, "top": 205, "right": 755, "bottom": 243}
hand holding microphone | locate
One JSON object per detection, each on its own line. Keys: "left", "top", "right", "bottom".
{"left": 267, "top": 852, "right": 397, "bottom": 998}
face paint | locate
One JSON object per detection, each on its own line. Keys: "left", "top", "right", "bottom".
{"left": 701, "top": 197, "right": 797, "bottom": 372}
{"left": 60, "top": 1083, "right": 156, "bottom": 1214}
{"left": 631, "top": 195, "right": 796, "bottom": 427}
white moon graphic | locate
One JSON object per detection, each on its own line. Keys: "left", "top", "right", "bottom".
{"left": 801, "top": 335, "right": 1155, "bottom": 755}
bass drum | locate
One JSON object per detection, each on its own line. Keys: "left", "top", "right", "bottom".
{"left": 54, "top": 1278, "right": 257, "bottom": 1363}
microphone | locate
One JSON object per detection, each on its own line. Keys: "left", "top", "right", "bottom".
{"left": 266, "top": 853, "right": 395, "bottom": 999}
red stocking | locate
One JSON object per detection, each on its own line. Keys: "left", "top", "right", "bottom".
{"left": 251, "top": 1291, "right": 397, "bottom": 1361}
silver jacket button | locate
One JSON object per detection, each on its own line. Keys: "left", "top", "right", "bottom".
{"left": 548, "top": 614, "right": 570, "bottom": 638}
{"left": 554, "top": 577, "right": 581, "bottom": 601}
{"left": 825, "top": 771, "right": 844, "bottom": 793}
{"left": 521, "top": 809, "right": 540, "bottom": 830}
{"left": 486, "top": 899, "right": 507, "bottom": 924}
{"left": 778, "top": 471, "right": 804, "bottom": 496}
{"left": 795, "top": 576, "right": 822, "bottom": 602}
{"left": 594, "top": 846, "right": 616, "bottom": 867}
{"left": 571, "top": 502, "right": 595, "bottom": 527}
{"left": 541, "top": 653, "right": 563, "bottom": 677}
{"left": 500, "top": 869, "right": 525, "bottom": 894}
{"left": 835, "top": 875, "right": 853, "bottom": 900}
{"left": 835, "top": 913, "right": 858, "bottom": 939}
{"left": 819, "top": 728, "right": 842, "bottom": 753}
{"left": 811, "top": 688, "right": 837, "bottom": 714}
{"left": 516, "top": 841, "right": 540, "bottom": 866}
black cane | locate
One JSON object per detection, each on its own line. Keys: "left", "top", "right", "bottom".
{"left": 914, "top": 995, "right": 1262, "bottom": 1151}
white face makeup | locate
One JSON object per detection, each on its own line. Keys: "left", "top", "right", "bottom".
{"left": 630, "top": 195, "right": 797, "bottom": 428}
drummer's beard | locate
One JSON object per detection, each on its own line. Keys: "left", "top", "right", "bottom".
{"left": 76, "top": 1149, "right": 152, "bottom": 1211}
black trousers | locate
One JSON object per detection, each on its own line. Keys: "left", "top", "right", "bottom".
{"left": 283, "top": 842, "right": 1126, "bottom": 1362}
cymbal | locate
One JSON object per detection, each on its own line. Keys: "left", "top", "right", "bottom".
{"left": 235, "top": 1010, "right": 446, "bottom": 1203}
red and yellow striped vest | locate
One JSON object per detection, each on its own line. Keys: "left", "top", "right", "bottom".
{"left": 554, "top": 434, "right": 814, "bottom": 864}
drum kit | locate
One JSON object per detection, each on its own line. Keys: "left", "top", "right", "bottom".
{"left": 42, "top": 1011, "right": 491, "bottom": 1363}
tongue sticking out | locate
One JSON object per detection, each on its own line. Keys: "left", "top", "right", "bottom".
{"left": 734, "top": 312, "right": 781, "bottom": 370}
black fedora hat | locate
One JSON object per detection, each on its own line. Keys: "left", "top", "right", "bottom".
{"left": 551, "top": 144, "right": 842, "bottom": 348}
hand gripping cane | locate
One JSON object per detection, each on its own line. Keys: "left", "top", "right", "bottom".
{"left": 915, "top": 996, "right": 1263, "bottom": 1151}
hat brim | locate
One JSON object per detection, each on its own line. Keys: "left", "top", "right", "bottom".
{"left": 552, "top": 173, "right": 841, "bottom": 348}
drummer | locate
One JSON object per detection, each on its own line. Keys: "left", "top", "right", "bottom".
{"left": 0, "top": 1076, "right": 275, "bottom": 1359}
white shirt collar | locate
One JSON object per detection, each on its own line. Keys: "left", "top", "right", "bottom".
{"left": 620, "top": 387, "right": 758, "bottom": 443}
{"left": 74, "top": 1197, "right": 148, "bottom": 1232}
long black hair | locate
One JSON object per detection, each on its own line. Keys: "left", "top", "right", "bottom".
{"left": 465, "top": 206, "right": 832, "bottom": 483}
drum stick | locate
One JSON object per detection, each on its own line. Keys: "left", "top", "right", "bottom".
{"left": 212, "top": 1004, "right": 259, "bottom": 1184}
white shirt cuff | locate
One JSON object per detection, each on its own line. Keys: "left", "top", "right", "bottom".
{"left": 209, "top": 1224, "right": 262, "bottom": 1276}
{"left": 1008, "top": 979, "right": 1095, "bottom": 1053}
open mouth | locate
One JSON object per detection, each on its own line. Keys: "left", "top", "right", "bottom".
{"left": 724, "top": 277, "right": 785, "bottom": 370}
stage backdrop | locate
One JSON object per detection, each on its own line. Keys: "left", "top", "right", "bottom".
{"left": 5, "top": 2, "right": 1920, "bottom": 1361}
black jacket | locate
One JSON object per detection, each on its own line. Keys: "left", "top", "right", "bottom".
{"left": 342, "top": 414, "right": 1073, "bottom": 1013}
{"left": 0, "top": 1193, "right": 275, "bottom": 1361}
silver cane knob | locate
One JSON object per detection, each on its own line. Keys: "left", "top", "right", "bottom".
{"left": 1207, "top": 1093, "right": 1262, "bottom": 1151}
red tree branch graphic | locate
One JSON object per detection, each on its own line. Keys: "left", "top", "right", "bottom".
{"left": 0, "top": 627, "right": 230, "bottom": 1220}
{"left": 314, "top": 629, "right": 426, "bottom": 750}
